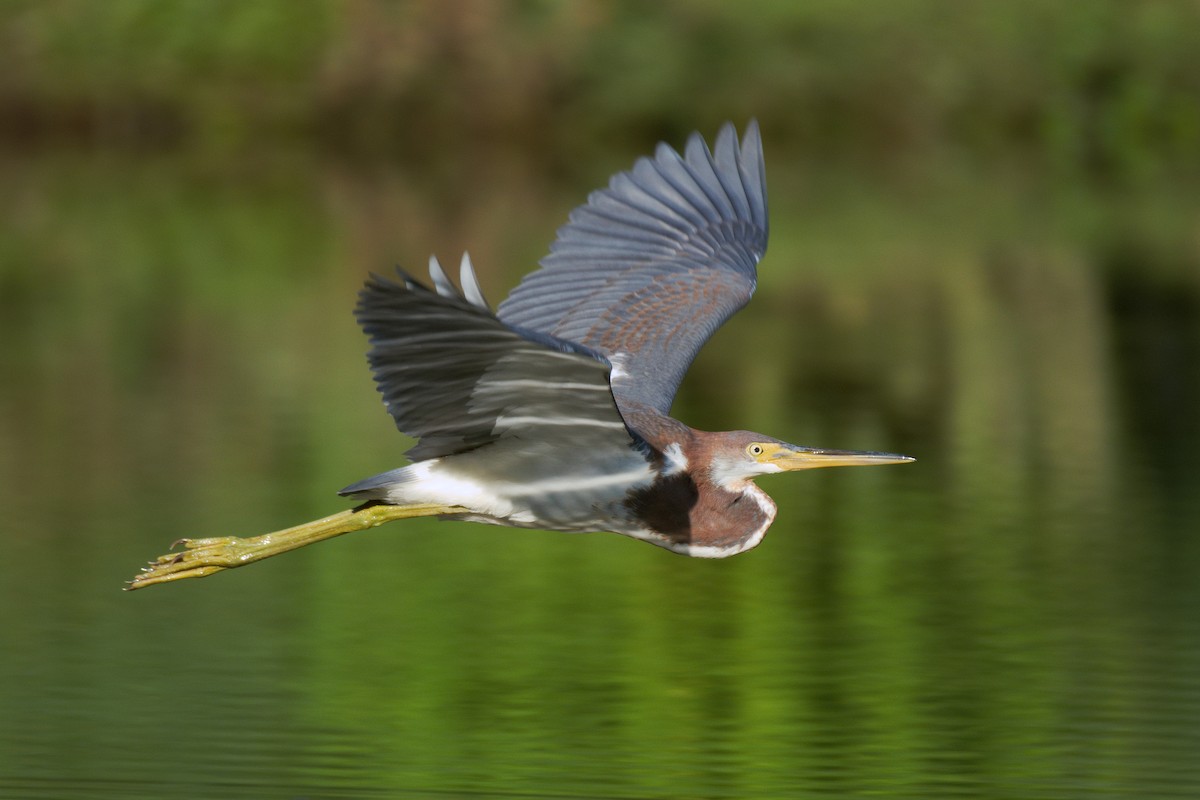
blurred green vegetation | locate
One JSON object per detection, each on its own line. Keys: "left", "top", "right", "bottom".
{"left": 2, "top": 147, "right": 1198, "bottom": 796}
{"left": 2, "top": 3, "right": 1200, "bottom": 796}
{"left": 2, "top": 0, "right": 1199, "bottom": 175}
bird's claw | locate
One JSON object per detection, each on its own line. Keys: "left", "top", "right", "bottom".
{"left": 126, "top": 536, "right": 253, "bottom": 590}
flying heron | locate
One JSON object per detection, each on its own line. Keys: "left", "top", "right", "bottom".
{"left": 128, "top": 121, "right": 912, "bottom": 590}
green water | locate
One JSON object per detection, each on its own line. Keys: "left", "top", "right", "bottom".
{"left": 1, "top": 148, "right": 1198, "bottom": 799}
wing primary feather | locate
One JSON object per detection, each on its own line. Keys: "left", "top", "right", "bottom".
{"left": 651, "top": 143, "right": 723, "bottom": 226}
{"left": 711, "top": 122, "right": 753, "bottom": 223}
{"left": 607, "top": 172, "right": 692, "bottom": 232}
{"left": 683, "top": 132, "right": 737, "bottom": 220}
{"left": 632, "top": 156, "right": 710, "bottom": 229}
{"left": 459, "top": 252, "right": 489, "bottom": 309}
{"left": 738, "top": 119, "right": 768, "bottom": 232}
{"left": 428, "top": 255, "right": 456, "bottom": 298}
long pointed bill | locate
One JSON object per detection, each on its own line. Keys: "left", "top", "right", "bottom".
{"left": 771, "top": 446, "right": 915, "bottom": 471}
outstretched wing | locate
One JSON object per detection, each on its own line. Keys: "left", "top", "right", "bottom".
{"left": 496, "top": 121, "right": 768, "bottom": 415}
{"left": 353, "top": 255, "right": 637, "bottom": 462}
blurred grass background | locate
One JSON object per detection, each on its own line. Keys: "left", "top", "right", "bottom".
{"left": 3, "top": 0, "right": 1197, "bottom": 508}
{"left": 2, "top": 0, "right": 1198, "bottom": 174}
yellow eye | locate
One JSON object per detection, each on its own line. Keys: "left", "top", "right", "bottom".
{"left": 748, "top": 444, "right": 764, "bottom": 457}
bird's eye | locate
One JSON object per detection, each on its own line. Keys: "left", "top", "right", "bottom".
{"left": 748, "top": 444, "right": 764, "bottom": 457}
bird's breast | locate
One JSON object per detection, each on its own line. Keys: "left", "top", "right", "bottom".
{"left": 621, "top": 473, "right": 777, "bottom": 558}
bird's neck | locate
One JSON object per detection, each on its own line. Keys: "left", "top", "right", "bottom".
{"left": 617, "top": 411, "right": 776, "bottom": 555}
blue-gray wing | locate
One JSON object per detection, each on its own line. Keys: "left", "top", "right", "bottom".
{"left": 496, "top": 121, "right": 768, "bottom": 415}
{"left": 352, "top": 257, "right": 637, "bottom": 462}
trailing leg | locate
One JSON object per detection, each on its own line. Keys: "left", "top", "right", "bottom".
{"left": 126, "top": 503, "right": 467, "bottom": 590}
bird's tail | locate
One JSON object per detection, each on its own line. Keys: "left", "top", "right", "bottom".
{"left": 337, "top": 465, "right": 422, "bottom": 502}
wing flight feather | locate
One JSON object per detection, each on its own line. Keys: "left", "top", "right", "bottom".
{"left": 497, "top": 121, "right": 768, "bottom": 414}
{"left": 355, "top": 262, "right": 634, "bottom": 461}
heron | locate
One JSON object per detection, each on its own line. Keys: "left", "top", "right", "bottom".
{"left": 128, "top": 121, "right": 912, "bottom": 590}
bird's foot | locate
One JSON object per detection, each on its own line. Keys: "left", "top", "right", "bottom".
{"left": 129, "top": 535, "right": 270, "bottom": 590}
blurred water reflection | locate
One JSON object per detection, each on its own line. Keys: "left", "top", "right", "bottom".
{"left": 1, "top": 147, "right": 1198, "bottom": 798}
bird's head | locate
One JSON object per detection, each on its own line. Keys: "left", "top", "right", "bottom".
{"left": 706, "top": 431, "right": 914, "bottom": 489}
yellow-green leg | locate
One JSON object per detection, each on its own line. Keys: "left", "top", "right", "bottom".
{"left": 126, "top": 503, "right": 468, "bottom": 591}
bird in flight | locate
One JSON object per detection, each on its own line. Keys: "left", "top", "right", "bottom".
{"left": 129, "top": 121, "right": 912, "bottom": 590}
